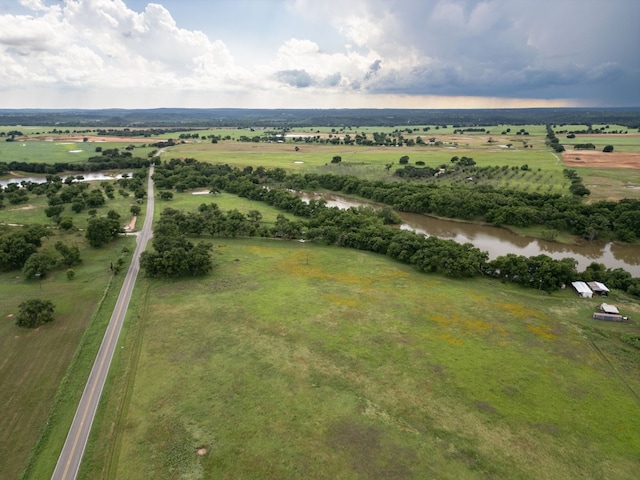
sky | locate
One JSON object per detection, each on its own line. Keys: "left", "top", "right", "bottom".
{"left": 0, "top": 0, "right": 638, "bottom": 109}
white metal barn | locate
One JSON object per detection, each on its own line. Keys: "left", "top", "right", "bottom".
{"left": 571, "top": 281, "right": 593, "bottom": 298}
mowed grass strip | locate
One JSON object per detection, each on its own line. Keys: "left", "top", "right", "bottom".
{"left": 92, "top": 238, "right": 640, "bottom": 480}
{"left": 0, "top": 137, "right": 156, "bottom": 165}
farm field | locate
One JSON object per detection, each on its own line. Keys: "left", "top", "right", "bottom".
{"left": 2, "top": 118, "right": 640, "bottom": 479}
{"left": 78, "top": 237, "right": 640, "bottom": 480}
{"left": 0, "top": 235, "right": 135, "bottom": 480}
{"left": 162, "top": 134, "right": 640, "bottom": 200}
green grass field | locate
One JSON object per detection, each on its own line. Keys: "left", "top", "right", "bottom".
{"left": 0, "top": 234, "right": 135, "bottom": 480}
{"left": 2, "top": 125, "right": 640, "bottom": 479}
{"left": 0, "top": 139, "right": 157, "bottom": 165}
{"left": 77, "top": 237, "right": 640, "bottom": 480}
{"left": 0, "top": 140, "right": 93, "bottom": 164}
{"left": 561, "top": 135, "right": 640, "bottom": 152}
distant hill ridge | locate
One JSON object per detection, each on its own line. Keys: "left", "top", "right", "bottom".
{"left": 0, "top": 107, "right": 639, "bottom": 128}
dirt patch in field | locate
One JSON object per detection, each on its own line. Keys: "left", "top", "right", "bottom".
{"left": 8, "top": 204, "right": 36, "bottom": 211}
{"left": 30, "top": 135, "right": 151, "bottom": 143}
{"left": 562, "top": 151, "right": 640, "bottom": 169}
{"left": 124, "top": 215, "right": 137, "bottom": 231}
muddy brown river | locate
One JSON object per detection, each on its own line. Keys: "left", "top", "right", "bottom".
{"left": 300, "top": 192, "right": 640, "bottom": 276}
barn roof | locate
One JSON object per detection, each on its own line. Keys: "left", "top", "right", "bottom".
{"left": 600, "top": 303, "right": 620, "bottom": 314}
{"left": 588, "top": 281, "right": 610, "bottom": 292}
{"left": 571, "top": 281, "right": 592, "bottom": 294}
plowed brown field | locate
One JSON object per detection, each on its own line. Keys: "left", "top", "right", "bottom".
{"left": 562, "top": 151, "right": 640, "bottom": 169}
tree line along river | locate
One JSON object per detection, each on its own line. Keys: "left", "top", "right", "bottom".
{"left": 299, "top": 192, "right": 640, "bottom": 277}
{"left": 2, "top": 173, "right": 638, "bottom": 277}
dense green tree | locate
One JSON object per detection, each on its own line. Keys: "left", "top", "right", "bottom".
{"left": 55, "top": 241, "right": 81, "bottom": 267}
{"left": 0, "top": 232, "right": 39, "bottom": 270}
{"left": 16, "top": 299, "right": 55, "bottom": 328}
{"left": 45, "top": 204, "right": 65, "bottom": 219}
{"left": 22, "top": 252, "right": 57, "bottom": 280}
{"left": 159, "top": 190, "right": 174, "bottom": 200}
{"left": 71, "top": 200, "right": 85, "bottom": 213}
{"left": 59, "top": 217, "right": 74, "bottom": 230}
{"left": 140, "top": 209, "right": 214, "bottom": 277}
{"left": 85, "top": 189, "right": 106, "bottom": 208}
{"left": 86, "top": 216, "right": 121, "bottom": 247}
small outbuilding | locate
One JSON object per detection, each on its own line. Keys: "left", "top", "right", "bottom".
{"left": 599, "top": 303, "right": 620, "bottom": 315}
{"left": 571, "top": 281, "right": 593, "bottom": 298}
{"left": 593, "top": 312, "right": 626, "bottom": 322}
{"left": 588, "top": 281, "right": 610, "bottom": 296}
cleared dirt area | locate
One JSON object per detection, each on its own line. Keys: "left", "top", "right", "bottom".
{"left": 562, "top": 151, "right": 640, "bottom": 169}
{"left": 29, "top": 135, "right": 151, "bottom": 143}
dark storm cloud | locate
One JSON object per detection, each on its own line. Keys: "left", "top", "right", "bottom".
{"left": 275, "top": 69, "right": 314, "bottom": 88}
{"left": 354, "top": 0, "right": 640, "bottom": 105}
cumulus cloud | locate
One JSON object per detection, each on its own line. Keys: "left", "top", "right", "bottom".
{"left": 0, "top": 0, "right": 637, "bottom": 107}
{"left": 0, "top": 0, "right": 241, "bottom": 93}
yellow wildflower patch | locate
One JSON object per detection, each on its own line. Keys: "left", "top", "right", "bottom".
{"left": 439, "top": 332, "right": 464, "bottom": 345}
{"left": 495, "top": 302, "right": 544, "bottom": 319}
{"left": 463, "top": 319, "right": 492, "bottom": 332}
{"left": 323, "top": 294, "right": 360, "bottom": 308}
{"left": 526, "top": 324, "right": 556, "bottom": 340}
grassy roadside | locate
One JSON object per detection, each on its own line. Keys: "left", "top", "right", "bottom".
{"left": 80, "top": 237, "right": 640, "bottom": 479}
{"left": 76, "top": 277, "right": 152, "bottom": 479}
{"left": 0, "top": 167, "right": 147, "bottom": 478}
{"left": 16, "top": 237, "right": 135, "bottom": 480}
{"left": 0, "top": 234, "right": 135, "bottom": 480}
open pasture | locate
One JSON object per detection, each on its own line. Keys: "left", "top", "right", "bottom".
{"left": 0, "top": 140, "right": 93, "bottom": 165}
{"left": 157, "top": 190, "right": 297, "bottom": 225}
{"left": 0, "top": 235, "right": 135, "bottom": 480}
{"left": 163, "top": 139, "right": 571, "bottom": 194}
{"left": 81, "top": 238, "right": 640, "bottom": 480}
{"left": 561, "top": 133, "right": 640, "bottom": 153}
{"left": 0, "top": 138, "right": 157, "bottom": 165}
{"left": 165, "top": 138, "right": 559, "bottom": 170}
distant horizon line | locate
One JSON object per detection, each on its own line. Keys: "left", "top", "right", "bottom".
{"left": 1, "top": 106, "right": 639, "bottom": 111}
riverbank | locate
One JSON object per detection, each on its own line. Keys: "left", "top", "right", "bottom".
{"left": 300, "top": 191, "right": 640, "bottom": 276}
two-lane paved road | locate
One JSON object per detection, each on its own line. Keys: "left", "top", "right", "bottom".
{"left": 51, "top": 165, "right": 155, "bottom": 480}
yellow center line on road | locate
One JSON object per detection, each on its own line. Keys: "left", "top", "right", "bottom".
{"left": 59, "top": 266, "right": 135, "bottom": 479}
{"left": 53, "top": 165, "right": 154, "bottom": 480}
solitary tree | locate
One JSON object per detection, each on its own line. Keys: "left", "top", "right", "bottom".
{"left": 399, "top": 155, "right": 410, "bottom": 164}
{"left": 86, "top": 216, "right": 121, "bottom": 247}
{"left": 16, "top": 299, "right": 55, "bottom": 328}
{"left": 603, "top": 145, "right": 614, "bottom": 152}
{"left": 22, "top": 252, "right": 56, "bottom": 280}
{"left": 331, "top": 155, "right": 342, "bottom": 164}
{"left": 55, "top": 241, "right": 81, "bottom": 267}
